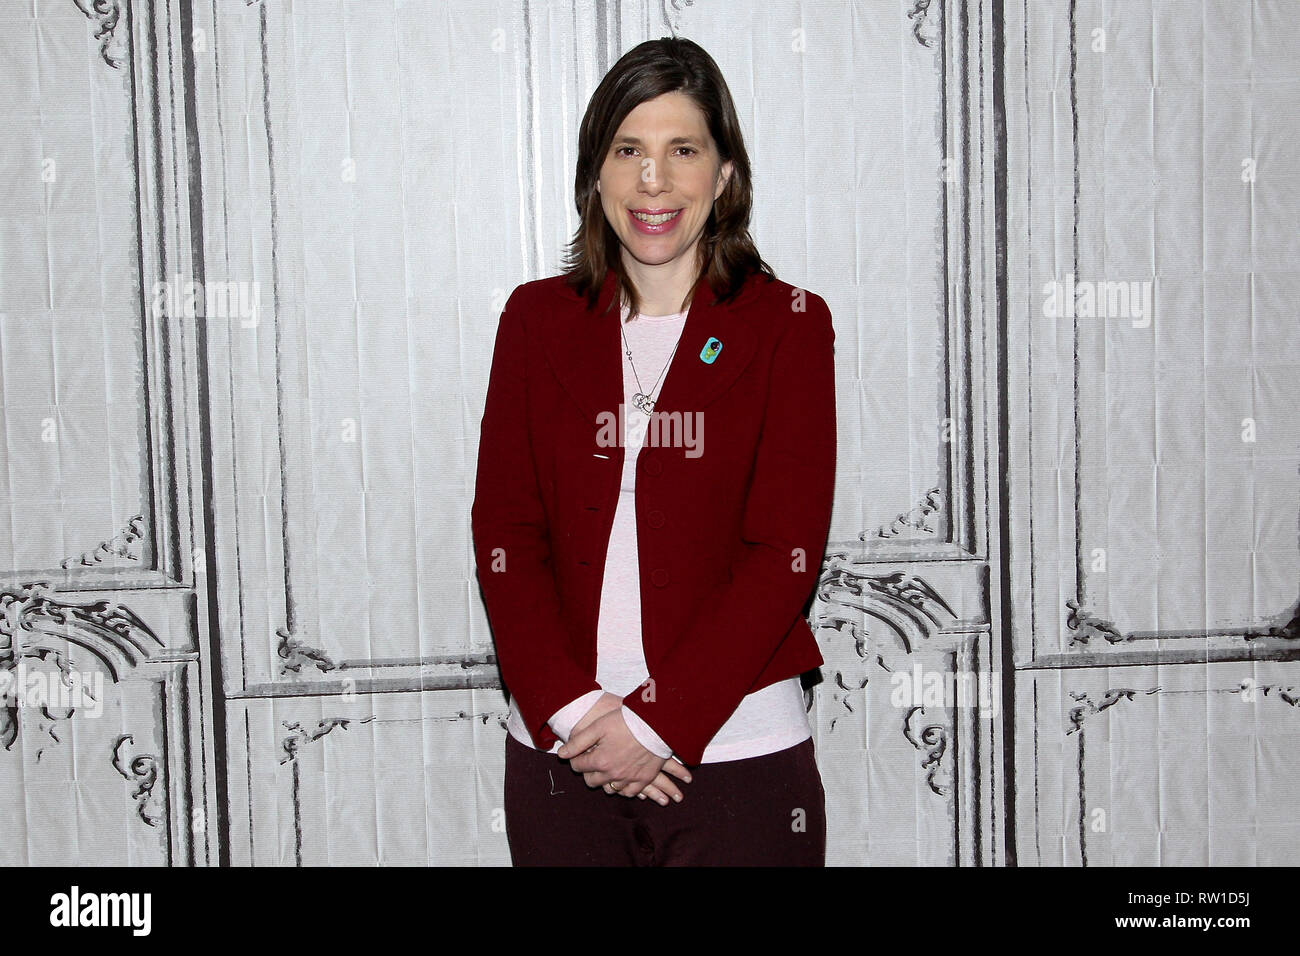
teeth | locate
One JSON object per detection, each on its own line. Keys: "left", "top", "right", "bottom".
{"left": 632, "top": 210, "right": 680, "bottom": 225}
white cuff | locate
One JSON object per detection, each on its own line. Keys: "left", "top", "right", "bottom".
{"left": 547, "top": 690, "right": 606, "bottom": 741}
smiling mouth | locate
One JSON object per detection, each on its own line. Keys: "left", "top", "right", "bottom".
{"left": 630, "top": 209, "right": 682, "bottom": 225}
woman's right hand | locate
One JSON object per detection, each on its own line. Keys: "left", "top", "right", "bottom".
{"left": 568, "top": 692, "right": 692, "bottom": 806}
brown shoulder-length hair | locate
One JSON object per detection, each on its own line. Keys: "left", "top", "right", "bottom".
{"left": 560, "top": 36, "right": 774, "bottom": 319}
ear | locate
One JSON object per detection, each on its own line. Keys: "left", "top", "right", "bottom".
{"left": 715, "top": 160, "right": 734, "bottom": 200}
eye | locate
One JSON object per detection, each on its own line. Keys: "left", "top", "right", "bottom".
{"left": 611, "top": 145, "right": 696, "bottom": 158}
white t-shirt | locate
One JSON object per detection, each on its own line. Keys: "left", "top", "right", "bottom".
{"left": 504, "top": 301, "right": 811, "bottom": 763}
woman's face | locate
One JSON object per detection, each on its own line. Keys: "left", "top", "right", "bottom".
{"left": 597, "top": 91, "right": 734, "bottom": 273}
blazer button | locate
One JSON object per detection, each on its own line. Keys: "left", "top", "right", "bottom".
{"left": 651, "top": 568, "right": 669, "bottom": 588}
{"left": 643, "top": 456, "right": 662, "bottom": 476}
{"left": 647, "top": 509, "right": 665, "bottom": 528}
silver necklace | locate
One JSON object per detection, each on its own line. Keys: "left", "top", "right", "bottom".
{"left": 620, "top": 314, "right": 682, "bottom": 414}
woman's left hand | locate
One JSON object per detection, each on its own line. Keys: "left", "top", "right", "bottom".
{"left": 557, "top": 710, "right": 666, "bottom": 797}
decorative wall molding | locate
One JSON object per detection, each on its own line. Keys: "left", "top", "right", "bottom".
{"left": 61, "top": 515, "right": 147, "bottom": 570}
{"left": 814, "top": 551, "right": 986, "bottom": 828}
{"left": 816, "top": 558, "right": 960, "bottom": 659}
{"left": 0, "top": 582, "right": 162, "bottom": 753}
{"left": 112, "top": 733, "right": 164, "bottom": 827}
{"left": 1002, "top": 0, "right": 1300, "bottom": 665}
{"left": 869, "top": 488, "right": 944, "bottom": 540}
{"left": 1255, "top": 606, "right": 1300, "bottom": 642}
{"left": 1065, "top": 687, "right": 1160, "bottom": 735}
{"left": 1251, "top": 682, "right": 1300, "bottom": 708}
{"left": 46, "top": 0, "right": 202, "bottom": 594}
{"left": 74, "top": 0, "right": 127, "bottom": 69}
{"left": 1064, "top": 598, "right": 1125, "bottom": 646}
{"left": 904, "top": 705, "right": 950, "bottom": 795}
{"left": 824, "top": 667, "right": 873, "bottom": 733}
{"left": 279, "top": 716, "right": 374, "bottom": 765}
{"left": 1063, "top": 599, "right": 1300, "bottom": 648}
{"left": 276, "top": 627, "right": 336, "bottom": 677}
{"left": 0, "top": 582, "right": 163, "bottom": 682}
{"left": 908, "top": 0, "right": 939, "bottom": 48}
{"left": 0, "top": 645, "right": 77, "bottom": 759}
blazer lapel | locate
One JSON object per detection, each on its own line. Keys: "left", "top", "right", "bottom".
{"left": 655, "top": 274, "right": 757, "bottom": 419}
{"left": 538, "top": 268, "right": 761, "bottom": 432}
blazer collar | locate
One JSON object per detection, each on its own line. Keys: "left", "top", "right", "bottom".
{"left": 538, "top": 268, "right": 764, "bottom": 429}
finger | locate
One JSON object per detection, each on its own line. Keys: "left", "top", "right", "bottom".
{"left": 616, "top": 778, "right": 648, "bottom": 798}
{"left": 568, "top": 751, "right": 601, "bottom": 773}
{"left": 557, "top": 725, "right": 598, "bottom": 759}
{"left": 653, "top": 772, "right": 684, "bottom": 802}
{"left": 568, "top": 742, "right": 615, "bottom": 775}
{"left": 659, "top": 759, "right": 693, "bottom": 784}
{"left": 639, "top": 775, "right": 681, "bottom": 806}
{"left": 639, "top": 784, "right": 670, "bottom": 806}
{"left": 603, "top": 778, "right": 632, "bottom": 795}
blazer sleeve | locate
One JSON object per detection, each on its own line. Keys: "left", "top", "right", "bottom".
{"left": 471, "top": 289, "right": 602, "bottom": 743}
{"left": 621, "top": 293, "right": 837, "bottom": 765}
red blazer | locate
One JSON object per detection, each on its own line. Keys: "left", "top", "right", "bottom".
{"left": 471, "top": 267, "right": 837, "bottom": 766}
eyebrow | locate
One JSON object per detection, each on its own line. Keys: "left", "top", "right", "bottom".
{"left": 611, "top": 136, "right": 701, "bottom": 146}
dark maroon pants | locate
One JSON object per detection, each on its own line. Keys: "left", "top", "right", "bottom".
{"left": 503, "top": 733, "right": 826, "bottom": 866}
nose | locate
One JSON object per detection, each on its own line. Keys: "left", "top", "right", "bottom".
{"left": 639, "top": 155, "right": 672, "bottom": 194}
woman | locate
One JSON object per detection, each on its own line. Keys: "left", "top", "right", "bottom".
{"left": 471, "top": 37, "right": 837, "bottom": 866}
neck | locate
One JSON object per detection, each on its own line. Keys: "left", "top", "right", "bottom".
{"left": 619, "top": 246, "right": 702, "bottom": 316}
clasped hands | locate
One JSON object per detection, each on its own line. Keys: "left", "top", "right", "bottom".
{"left": 556, "top": 692, "right": 693, "bottom": 806}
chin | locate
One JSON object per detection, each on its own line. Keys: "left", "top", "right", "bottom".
{"left": 626, "top": 246, "right": 688, "bottom": 267}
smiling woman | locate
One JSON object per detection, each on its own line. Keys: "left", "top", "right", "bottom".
{"left": 595, "top": 92, "right": 732, "bottom": 299}
{"left": 472, "top": 36, "right": 837, "bottom": 867}
{"left": 562, "top": 38, "right": 773, "bottom": 319}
